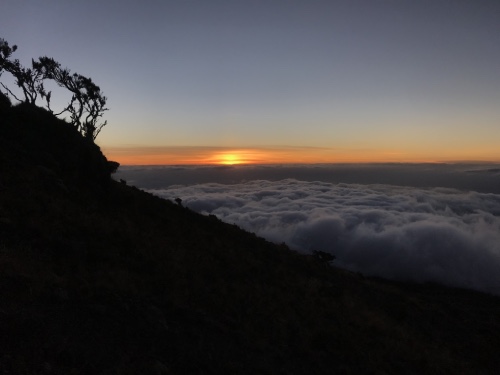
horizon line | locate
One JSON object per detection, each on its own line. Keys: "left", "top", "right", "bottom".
{"left": 101, "top": 145, "right": 500, "bottom": 166}
{"left": 115, "top": 160, "right": 500, "bottom": 167}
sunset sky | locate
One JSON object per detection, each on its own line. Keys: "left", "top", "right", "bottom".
{"left": 1, "top": 0, "right": 500, "bottom": 164}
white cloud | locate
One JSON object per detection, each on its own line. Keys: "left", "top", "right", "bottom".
{"left": 148, "top": 179, "right": 500, "bottom": 295}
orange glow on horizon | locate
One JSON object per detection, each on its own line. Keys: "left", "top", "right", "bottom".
{"left": 101, "top": 145, "right": 500, "bottom": 166}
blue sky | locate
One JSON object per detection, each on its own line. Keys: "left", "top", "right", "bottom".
{"left": 1, "top": 0, "right": 500, "bottom": 163}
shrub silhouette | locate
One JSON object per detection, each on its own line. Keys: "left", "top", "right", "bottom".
{"left": 312, "top": 249, "right": 336, "bottom": 264}
{"left": 107, "top": 160, "right": 120, "bottom": 174}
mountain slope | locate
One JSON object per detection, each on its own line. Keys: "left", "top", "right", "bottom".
{"left": 1, "top": 94, "right": 500, "bottom": 374}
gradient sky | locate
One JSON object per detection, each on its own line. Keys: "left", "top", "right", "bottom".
{"left": 1, "top": 0, "right": 500, "bottom": 164}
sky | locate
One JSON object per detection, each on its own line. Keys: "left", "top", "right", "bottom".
{"left": 1, "top": 0, "right": 500, "bottom": 164}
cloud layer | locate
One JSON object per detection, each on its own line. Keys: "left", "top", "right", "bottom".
{"left": 115, "top": 163, "right": 500, "bottom": 193}
{"left": 149, "top": 180, "right": 500, "bottom": 295}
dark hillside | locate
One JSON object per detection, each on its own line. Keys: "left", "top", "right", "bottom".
{"left": 1, "top": 93, "right": 500, "bottom": 374}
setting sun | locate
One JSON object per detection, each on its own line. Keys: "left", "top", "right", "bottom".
{"left": 219, "top": 153, "right": 244, "bottom": 165}
{"left": 205, "top": 149, "right": 270, "bottom": 165}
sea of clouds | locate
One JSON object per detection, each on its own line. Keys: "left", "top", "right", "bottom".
{"left": 116, "top": 165, "right": 500, "bottom": 295}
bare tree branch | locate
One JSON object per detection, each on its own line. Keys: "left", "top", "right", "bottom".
{"left": 0, "top": 82, "right": 22, "bottom": 102}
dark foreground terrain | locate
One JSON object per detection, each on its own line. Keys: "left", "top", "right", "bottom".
{"left": 1, "top": 94, "right": 500, "bottom": 374}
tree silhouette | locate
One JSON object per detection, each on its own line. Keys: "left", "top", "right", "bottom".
{"left": 1, "top": 58, "right": 51, "bottom": 105}
{"left": 37, "top": 57, "right": 108, "bottom": 140}
{"left": 0, "top": 38, "right": 108, "bottom": 141}
{"left": 1, "top": 39, "right": 50, "bottom": 105}
{"left": 0, "top": 38, "right": 17, "bottom": 74}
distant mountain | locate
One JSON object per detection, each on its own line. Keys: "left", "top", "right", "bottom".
{"left": 1, "top": 92, "right": 499, "bottom": 374}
